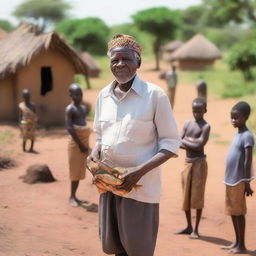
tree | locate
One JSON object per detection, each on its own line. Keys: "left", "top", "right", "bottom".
{"left": 181, "top": 5, "right": 206, "bottom": 26}
{"left": 56, "top": 17, "right": 110, "bottom": 55}
{"left": 228, "top": 40, "right": 256, "bottom": 81}
{"left": 202, "top": 0, "right": 256, "bottom": 26}
{"left": 132, "top": 7, "right": 181, "bottom": 70}
{"left": 110, "top": 23, "right": 153, "bottom": 55}
{"left": 13, "top": 0, "right": 71, "bottom": 31}
{"left": 0, "top": 19, "right": 14, "bottom": 32}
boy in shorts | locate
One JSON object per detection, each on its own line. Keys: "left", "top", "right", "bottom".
{"left": 65, "top": 83, "right": 91, "bottom": 207}
{"left": 223, "top": 101, "right": 254, "bottom": 254}
{"left": 175, "top": 98, "right": 210, "bottom": 239}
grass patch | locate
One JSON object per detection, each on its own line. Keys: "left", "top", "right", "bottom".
{"left": 178, "top": 54, "right": 256, "bottom": 99}
{"left": 240, "top": 94, "right": 256, "bottom": 134}
{"left": 0, "top": 130, "right": 15, "bottom": 145}
{"left": 87, "top": 110, "right": 95, "bottom": 122}
{"left": 210, "top": 133, "right": 221, "bottom": 139}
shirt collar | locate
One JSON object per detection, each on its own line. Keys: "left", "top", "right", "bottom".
{"left": 103, "top": 75, "right": 143, "bottom": 98}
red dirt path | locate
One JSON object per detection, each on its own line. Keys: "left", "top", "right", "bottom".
{"left": 0, "top": 63, "right": 255, "bottom": 256}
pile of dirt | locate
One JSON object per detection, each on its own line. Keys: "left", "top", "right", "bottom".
{"left": 0, "top": 156, "right": 16, "bottom": 170}
{"left": 19, "top": 164, "right": 56, "bottom": 184}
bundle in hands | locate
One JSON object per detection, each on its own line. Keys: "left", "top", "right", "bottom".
{"left": 86, "top": 160, "right": 141, "bottom": 196}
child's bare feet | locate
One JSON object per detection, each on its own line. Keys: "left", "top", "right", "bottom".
{"left": 229, "top": 246, "right": 247, "bottom": 254}
{"left": 189, "top": 230, "right": 200, "bottom": 239}
{"left": 221, "top": 243, "right": 237, "bottom": 250}
{"left": 76, "top": 199, "right": 89, "bottom": 204}
{"left": 69, "top": 197, "right": 79, "bottom": 207}
{"left": 174, "top": 227, "right": 193, "bottom": 235}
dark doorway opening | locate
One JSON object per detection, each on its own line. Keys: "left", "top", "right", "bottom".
{"left": 41, "top": 67, "right": 53, "bottom": 96}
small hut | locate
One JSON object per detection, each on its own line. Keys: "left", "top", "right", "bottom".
{"left": 170, "top": 34, "right": 221, "bottom": 70}
{"left": 0, "top": 23, "right": 90, "bottom": 126}
{"left": 80, "top": 52, "right": 101, "bottom": 78}
{"left": 161, "top": 40, "right": 183, "bottom": 61}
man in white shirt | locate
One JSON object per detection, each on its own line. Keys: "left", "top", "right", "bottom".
{"left": 89, "top": 34, "right": 180, "bottom": 256}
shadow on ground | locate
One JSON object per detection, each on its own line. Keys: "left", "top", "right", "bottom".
{"left": 200, "top": 236, "right": 256, "bottom": 255}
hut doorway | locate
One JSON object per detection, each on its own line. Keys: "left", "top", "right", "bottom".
{"left": 41, "top": 67, "right": 53, "bottom": 96}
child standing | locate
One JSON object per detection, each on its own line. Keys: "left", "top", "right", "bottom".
{"left": 223, "top": 101, "right": 254, "bottom": 254}
{"left": 19, "top": 89, "right": 37, "bottom": 152}
{"left": 175, "top": 98, "right": 210, "bottom": 238}
{"left": 65, "top": 83, "right": 91, "bottom": 207}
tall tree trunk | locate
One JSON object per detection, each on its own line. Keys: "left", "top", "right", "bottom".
{"left": 153, "top": 39, "right": 161, "bottom": 70}
{"left": 85, "top": 75, "right": 91, "bottom": 89}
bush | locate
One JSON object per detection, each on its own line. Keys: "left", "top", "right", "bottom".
{"left": 56, "top": 17, "right": 110, "bottom": 55}
{"left": 227, "top": 40, "right": 256, "bottom": 81}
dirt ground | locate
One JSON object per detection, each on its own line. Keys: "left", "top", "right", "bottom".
{"left": 0, "top": 63, "right": 256, "bottom": 256}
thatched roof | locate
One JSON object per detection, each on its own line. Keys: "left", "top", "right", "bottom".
{"left": 0, "top": 29, "right": 7, "bottom": 40}
{"left": 170, "top": 34, "right": 221, "bottom": 61}
{"left": 0, "top": 23, "right": 89, "bottom": 80}
{"left": 162, "top": 40, "right": 183, "bottom": 53}
{"left": 80, "top": 51, "right": 101, "bottom": 78}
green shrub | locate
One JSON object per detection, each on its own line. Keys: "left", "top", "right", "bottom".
{"left": 227, "top": 40, "right": 256, "bottom": 81}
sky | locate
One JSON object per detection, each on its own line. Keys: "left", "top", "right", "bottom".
{"left": 0, "top": 0, "right": 202, "bottom": 26}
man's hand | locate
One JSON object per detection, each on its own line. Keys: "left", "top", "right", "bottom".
{"left": 87, "top": 144, "right": 101, "bottom": 162}
{"left": 245, "top": 182, "right": 253, "bottom": 196}
{"left": 116, "top": 167, "right": 144, "bottom": 192}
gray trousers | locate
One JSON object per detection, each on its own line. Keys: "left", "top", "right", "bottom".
{"left": 99, "top": 192, "right": 159, "bottom": 256}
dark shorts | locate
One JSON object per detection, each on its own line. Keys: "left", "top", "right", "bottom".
{"left": 99, "top": 192, "right": 159, "bottom": 256}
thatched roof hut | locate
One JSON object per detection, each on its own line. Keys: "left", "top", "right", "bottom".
{"left": 163, "top": 40, "right": 184, "bottom": 53}
{"left": 0, "top": 23, "right": 90, "bottom": 125}
{"left": 0, "top": 23, "right": 88, "bottom": 80}
{"left": 0, "top": 29, "right": 7, "bottom": 40}
{"left": 80, "top": 51, "right": 101, "bottom": 78}
{"left": 161, "top": 40, "right": 184, "bottom": 61}
{"left": 170, "top": 34, "right": 221, "bottom": 70}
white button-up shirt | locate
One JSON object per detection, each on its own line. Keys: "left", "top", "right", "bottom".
{"left": 93, "top": 75, "right": 180, "bottom": 203}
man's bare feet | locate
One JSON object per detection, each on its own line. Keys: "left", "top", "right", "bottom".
{"left": 189, "top": 230, "right": 200, "bottom": 239}
{"left": 221, "top": 243, "right": 237, "bottom": 250}
{"left": 229, "top": 246, "right": 247, "bottom": 254}
{"left": 174, "top": 227, "right": 193, "bottom": 235}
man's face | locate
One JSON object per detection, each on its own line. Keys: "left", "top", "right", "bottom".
{"left": 110, "top": 48, "right": 139, "bottom": 84}
{"left": 230, "top": 109, "right": 247, "bottom": 128}
{"left": 70, "top": 88, "right": 83, "bottom": 104}
{"left": 192, "top": 103, "right": 206, "bottom": 121}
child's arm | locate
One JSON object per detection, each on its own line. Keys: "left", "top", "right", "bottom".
{"left": 180, "top": 121, "right": 189, "bottom": 149}
{"left": 244, "top": 146, "right": 253, "bottom": 196}
{"left": 182, "top": 124, "right": 210, "bottom": 151}
{"left": 65, "top": 106, "right": 88, "bottom": 153}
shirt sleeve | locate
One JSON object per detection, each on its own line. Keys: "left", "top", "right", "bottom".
{"left": 154, "top": 91, "right": 181, "bottom": 156}
{"left": 93, "top": 94, "right": 102, "bottom": 144}
{"left": 243, "top": 132, "right": 255, "bottom": 148}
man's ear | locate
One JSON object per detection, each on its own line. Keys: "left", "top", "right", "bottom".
{"left": 137, "top": 57, "right": 141, "bottom": 68}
